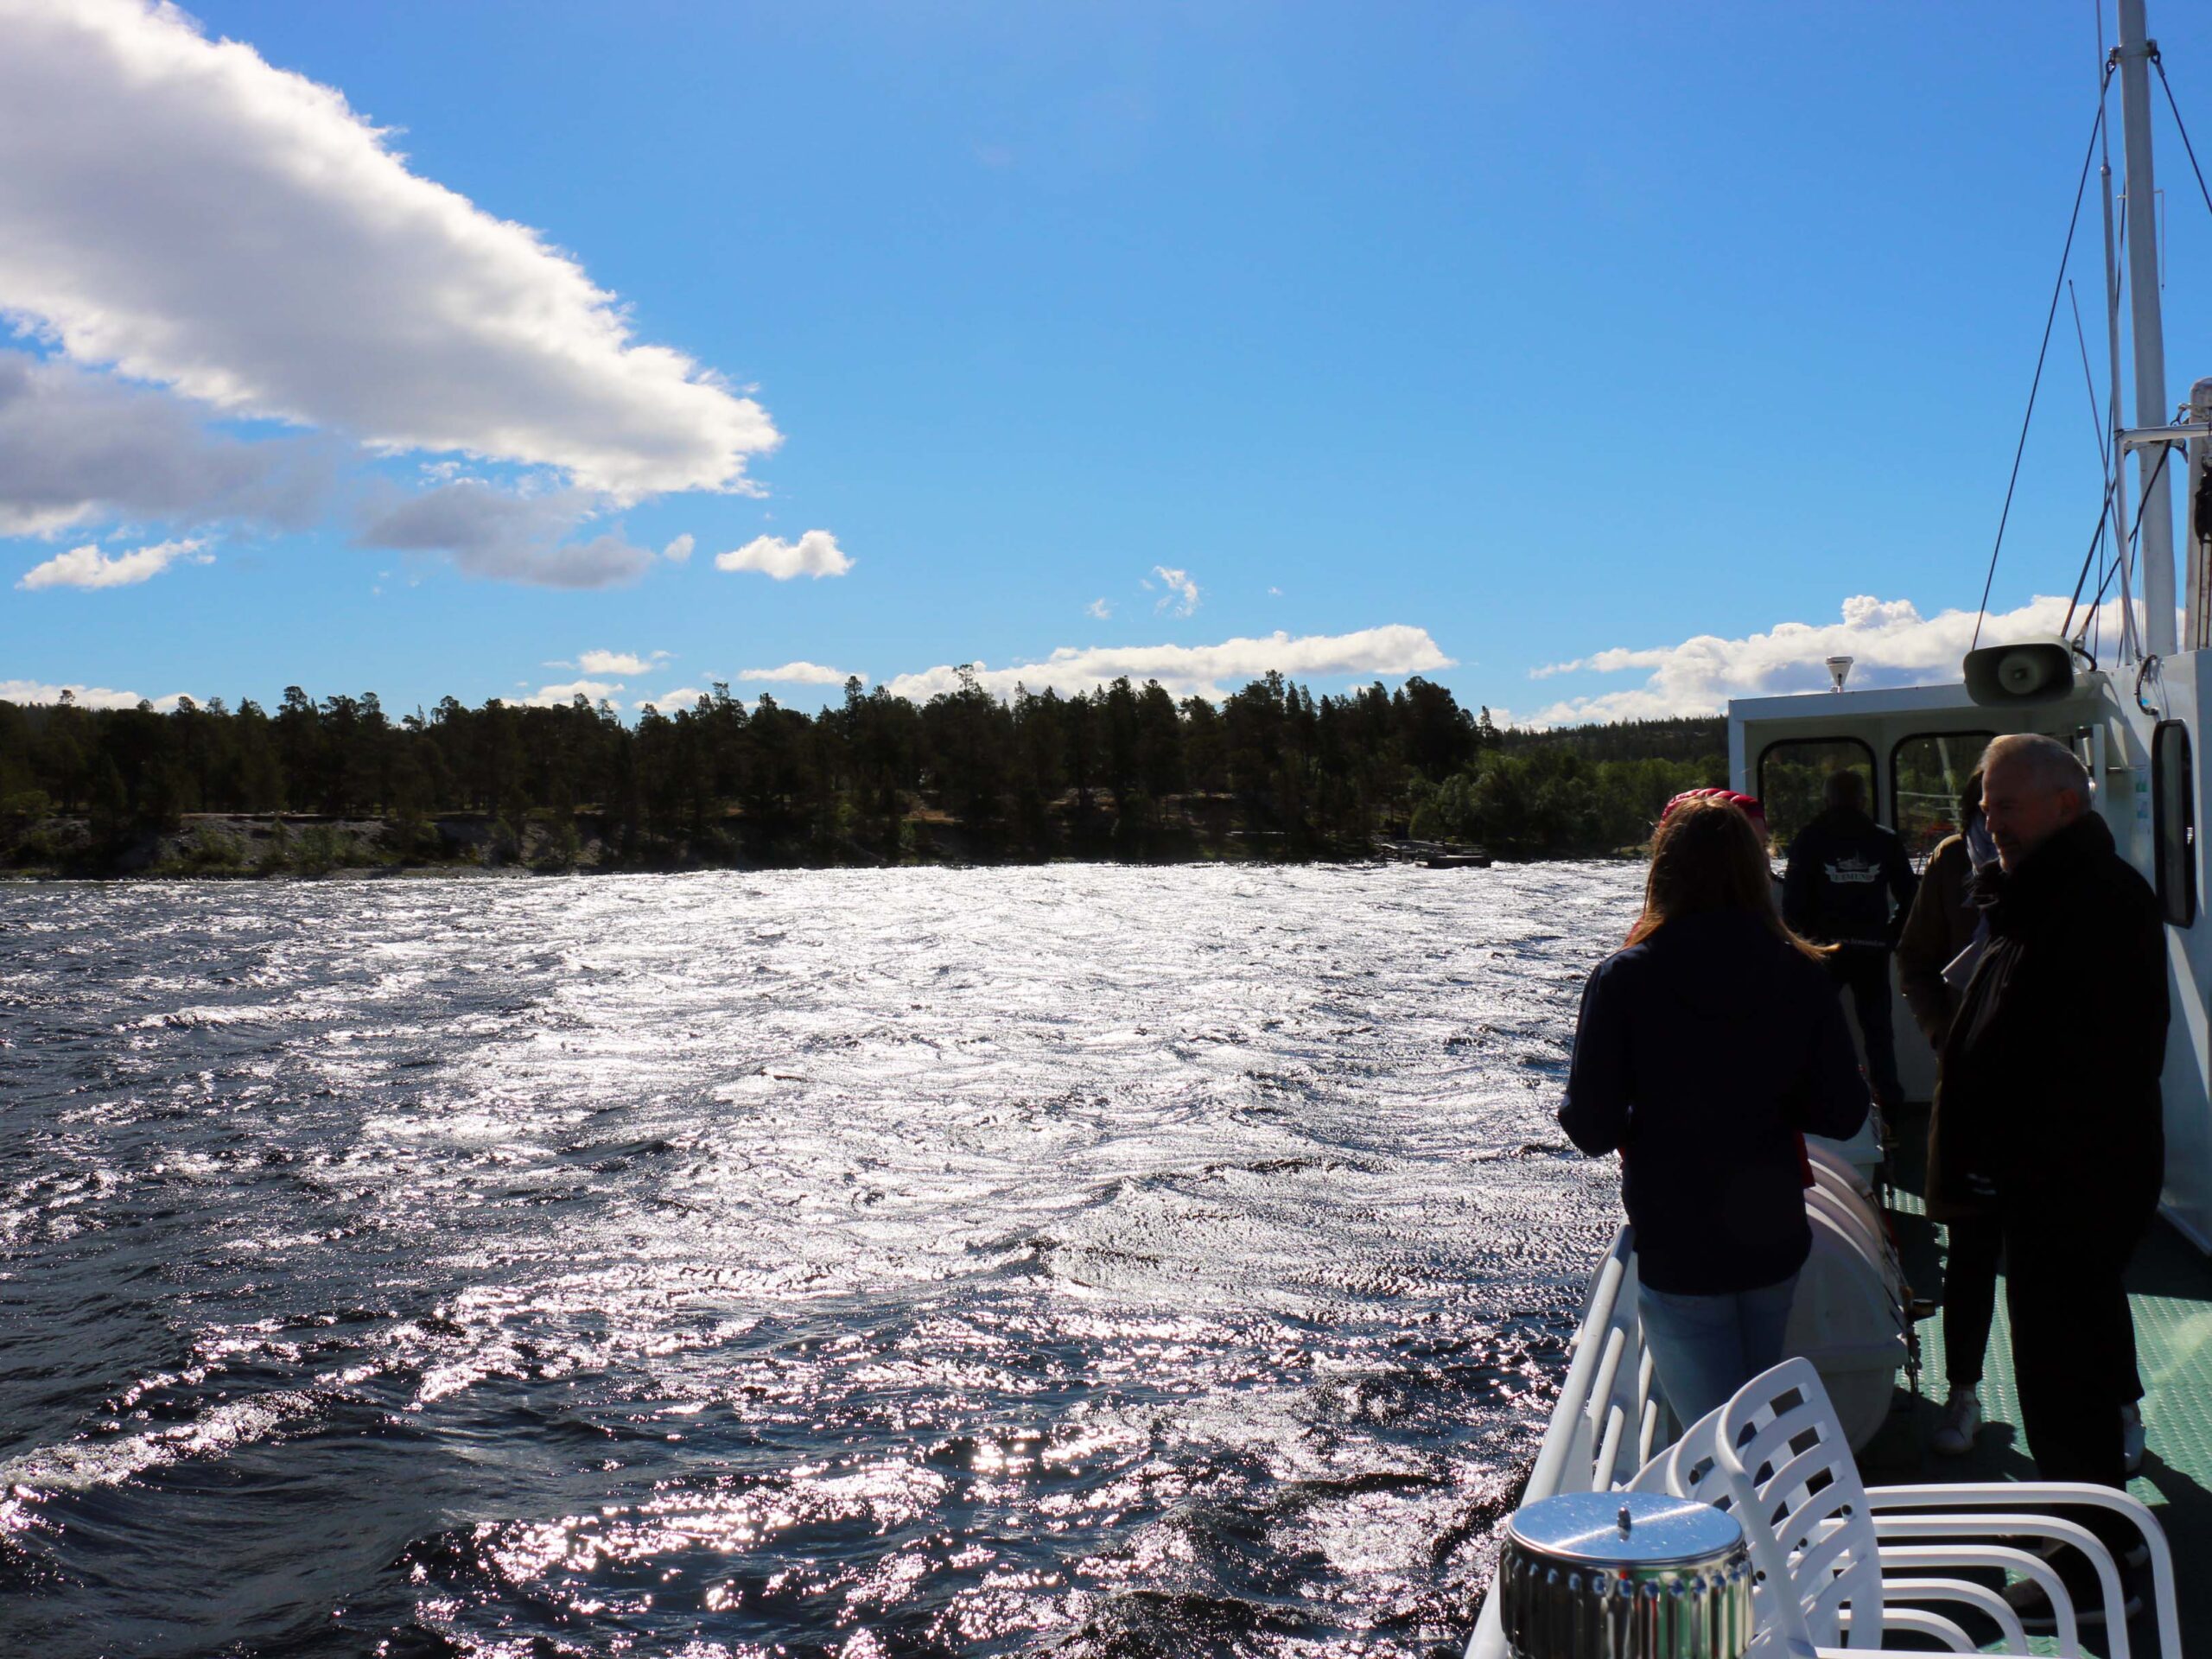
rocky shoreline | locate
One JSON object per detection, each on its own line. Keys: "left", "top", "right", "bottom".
{"left": 0, "top": 807, "right": 1405, "bottom": 880}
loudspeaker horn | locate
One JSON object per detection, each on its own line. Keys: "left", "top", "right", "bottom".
{"left": 1962, "top": 636, "right": 2075, "bottom": 705}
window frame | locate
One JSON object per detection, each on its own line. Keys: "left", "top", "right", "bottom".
{"left": 1887, "top": 728, "right": 1997, "bottom": 861}
{"left": 1756, "top": 735, "right": 1877, "bottom": 851}
{"left": 2152, "top": 719, "right": 2198, "bottom": 928}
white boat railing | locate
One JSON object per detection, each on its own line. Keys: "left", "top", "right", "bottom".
{"left": 1465, "top": 1224, "right": 1665, "bottom": 1659}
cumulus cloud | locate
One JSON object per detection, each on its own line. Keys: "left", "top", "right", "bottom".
{"left": 571, "top": 648, "right": 668, "bottom": 676}
{"left": 1520, "top": 594, "right": 2126, "bottom": 726}
{"left": 715, "top": 529, "right": 854, "bottom": 580}
{"left": 738, "top": 661, "right": 856, "bottom": 684}
{"left": 662, "top": 532, "right": 695, "bottom": 563}
{"left": 0, "top": 678, "right": 191, "bottom": 710}
{"left": 359, "top": 480, "right": 652, "bottom": 588}
{"left": 0, "top": 350, "right": 327, "bottom": 536}
{"left": 637, "top": 687, "right": 704, "bottom": 711}
{"left": 18, "top": 537, "right": 210, "bottom": 591}
{"left": 884, "top": 624, "right": 1452, "bottom": 702}
{"left": 0, "top": 0, "right": 778, "bottom": 498}
{"left": 1153, "top": 565, "right": 1199, "bottom": 616}
{"left": 1085, "top": 598, "right": 1113, "bottom": 620}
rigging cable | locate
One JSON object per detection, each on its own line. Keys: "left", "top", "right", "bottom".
{"left": 1972, "top": 79, "right": 2111, "bottom": 652}
{"left": 2068, "top": 280, "right": 2111, "bottom": 468}
{"left": 2152, "top": 53, "right": 2212, "bottom": 226}
{"left": 2066, "top": 278, "right": 2112, "bottom": 663}
{"left": 2152, "top": 50, "right": 2212, "bottom": 657}
{"left": 2070, "top": 439, "right": 2175, "bottom": 634}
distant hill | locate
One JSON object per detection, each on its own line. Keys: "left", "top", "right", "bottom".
{"left": 1494, "top": 715, "right": 1726, "bottom": 764}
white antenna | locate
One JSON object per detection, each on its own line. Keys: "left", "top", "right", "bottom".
{"left": 1826, "top": 655, "right": 1854, "bottom": 692}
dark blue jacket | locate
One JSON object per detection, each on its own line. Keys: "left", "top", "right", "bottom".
{"left": 1782, "top": 808, "right": 1917, "bottom": 949}
{"left": 1559, "top": 910, "right": 1870, "bottom": 1294}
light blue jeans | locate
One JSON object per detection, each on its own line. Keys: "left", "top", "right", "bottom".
{"left": 1637, "top": 1273, "right": 1801, "bottom": 1430}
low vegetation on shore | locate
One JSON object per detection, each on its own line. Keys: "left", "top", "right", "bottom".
{"left": 0, "top": 677, "right": 1723, "bottom": 877}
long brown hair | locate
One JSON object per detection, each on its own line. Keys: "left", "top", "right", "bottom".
{"left": 1627, "top": 796, "right": 1830, "bottom": 962}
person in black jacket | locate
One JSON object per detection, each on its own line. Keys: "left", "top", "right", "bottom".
{"left": 1936, "top": 734, "right": 2167, "bottom": 1625}
{"left": 1561, "top": 796, "right": 1871, "bottom": 1427}
{"left": 1782, "top": 770, "right": 1917, "bottom": 1114}
{"left": 1894, "top": 773, "right": 2002, "bottom": 1457}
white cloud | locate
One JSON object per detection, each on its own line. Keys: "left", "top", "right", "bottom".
{"left": 715, "top": 529, "right": 854, "bottom": 580}
{"left": 359, "top": 480, "right": 652, "bottom": 588}
{"left": 738, "top": 661, "right": 855, "bottom": 685}
{"left": 575, "top": 647, "right": 668, "bottom": 676}
{"left": 1153, "top": 564, "right": 1199, "bottom": 616}
{"left": 662, "top": 532, "right": 695, "bottom": 563}
{"left": 17, "top": 537, "right": 210, "bottom": 591}
{"left": 0, "top": 350, "right": 327, "bottom": 536}
{"left": 0, "top": 678, "right": 191, "bottom": 710}
{"left": 522, "top": 678, "right": 622, "bottom": 707}
{"left": 1520, "top": 594, "right": 2128, "bottom": 725}
{"left": 883, "top": 624, "right": 1452, "bottom": 702}
{"left": 637, "top": 687, "right": 704, "bottom": 710}
{"left": 0, "top": 0, "right": 777, "bottom": 498}
{"left": 1085, "top": 598, "right": 1113, "bottom": 620}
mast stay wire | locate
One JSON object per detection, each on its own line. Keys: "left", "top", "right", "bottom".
{"left": 1971, "top": 77, "right": 2113, "bottom": 652}
{"left": 2066, "top": 278, "right": 2112, "bottom": 660}
{"left": 2151, "top": 50, "right": 2212, "bottom": 661}
{"left": 2069, "top": 440, "right": 2175, "bottom": 643}
{"left": 2152, "top": 53, "right": 2212, "bottom": 226}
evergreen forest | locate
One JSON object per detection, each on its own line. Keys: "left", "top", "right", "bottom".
{"left": 0, "top": 676, "right": 1728, "bottom": 875}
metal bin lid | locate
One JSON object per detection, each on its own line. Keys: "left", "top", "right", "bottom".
{"left": 1503, "top": 1491, "right": 1745, "bottom": 1572}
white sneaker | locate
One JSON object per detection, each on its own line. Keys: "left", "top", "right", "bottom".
{"left": 2122, "top": 1401, "right": 2145, "bottom": 1474}
{"left": 1930, "top": 1386, "right": 1981, "bottom": 1456}
{"left": 2033, "top": 1533, "right": 2152, "bottom": 1573}
{"left": 2005, "top": 1572, "right": 2141, "bottom": 1629}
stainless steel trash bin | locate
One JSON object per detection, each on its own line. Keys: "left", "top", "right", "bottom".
{"left": 1497, "top": 1491, "right": 1755, "bottom": 1659}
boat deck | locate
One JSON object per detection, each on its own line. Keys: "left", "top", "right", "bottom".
{"left": 1875, "top": 1106, "right": 2212, "bottom": 1653}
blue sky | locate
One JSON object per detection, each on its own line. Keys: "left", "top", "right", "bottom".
{"left": 3, "top": 1, "right": 2208, "bottom": 723}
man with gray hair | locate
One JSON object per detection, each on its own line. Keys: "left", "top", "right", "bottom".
{"left": 1934, "top": 732, "right": 2168, "bottom": 1624}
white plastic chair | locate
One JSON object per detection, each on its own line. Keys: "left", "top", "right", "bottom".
{"left": 1627, "top": 1381, "right": 2038, "bottom": 1653}
{"left": 1631, "top": 1358, "right": 2178, "bottom": 1658}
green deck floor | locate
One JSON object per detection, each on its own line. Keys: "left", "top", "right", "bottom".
{"left": 1871, "top": 1107, "right": 2212, "bottom": 1654}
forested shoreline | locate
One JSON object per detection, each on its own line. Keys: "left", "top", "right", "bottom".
{"left": 0, "top": 675, "right": 1726, "bottom": 876}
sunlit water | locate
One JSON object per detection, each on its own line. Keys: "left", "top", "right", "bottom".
{"left": 0, "top": 862, "right": 1638, "bottom": 1657}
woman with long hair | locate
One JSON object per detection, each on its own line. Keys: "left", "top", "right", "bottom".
{"left": 1560, "top": 796, "right": 1870, "bottom": 1427}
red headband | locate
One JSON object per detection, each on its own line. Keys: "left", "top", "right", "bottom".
{"left": 1661, "top": 787, "right": 1768, "bottom": 832}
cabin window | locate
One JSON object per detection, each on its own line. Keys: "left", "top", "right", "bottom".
{"left": 1757, "top": 737, "right": 1876, "bottom": 856}
{"left": 2153, "top": 720, "right": 2197, "bottom": 927}
{"left": 1890, "top": 731, "right": 1997, "bottom": 865}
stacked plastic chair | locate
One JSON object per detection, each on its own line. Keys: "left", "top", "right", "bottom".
{"left": 1629, "top": 1357, "right": 2180, "bottom": 1658}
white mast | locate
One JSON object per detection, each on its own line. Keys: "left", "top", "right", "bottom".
{"left": 2100, "top": 33, "right": 2139, "bottom": 661}
{"left": 2117, "top": 0, "right": 2177, "bottom": 658}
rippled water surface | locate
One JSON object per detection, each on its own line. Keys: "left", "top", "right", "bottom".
{"left": 0, "top": 862, "right": 1637, "bottom": 1657}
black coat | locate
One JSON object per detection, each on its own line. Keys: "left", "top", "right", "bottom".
{"left": 1559, "top": 909, "right": 1871, "bottom": 1295}
{"left": 1934, "top": 811, "right": 2167, "bottom": 1215}
{"left": 1783, "top": 808, "right": 1917, "bottom": 949}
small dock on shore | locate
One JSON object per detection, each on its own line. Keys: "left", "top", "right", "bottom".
{"left": 1373, "top": 838, "right": 1492, "bottom": 869}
